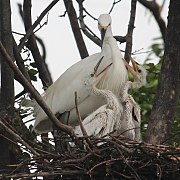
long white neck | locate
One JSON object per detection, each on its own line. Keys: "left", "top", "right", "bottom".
{"left": 92, "top": 85, "right": 122, "bottom": 116}
{"left": 121, "top": 78, "right": 146, "bottom": 101}
{"left": 97, "top": 27, "right": 128, "bottom": 97}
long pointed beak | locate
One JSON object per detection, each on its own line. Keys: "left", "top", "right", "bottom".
{"left": 123, "top": 57, "right": 138, "bottom": 77}
{"left": 93, "top": 56, "right": 112, "bottom": 79}
{"left": 101, "top": 28, "right": 106, "bottom": 47}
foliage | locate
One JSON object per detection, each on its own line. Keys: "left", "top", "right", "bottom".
{"left": 130, "top": 37, "right": 180, "bottom": 146}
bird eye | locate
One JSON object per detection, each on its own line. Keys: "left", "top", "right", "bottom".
{"left": 138, "top": 69, "right": 142, "bottom": 73}
{"left": 90, "top": 73, "right": 94, "bottom": 77}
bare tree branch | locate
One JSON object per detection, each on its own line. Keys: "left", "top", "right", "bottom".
{"left": 138, "top": 0, "right": 166, "bottom": 41}
{"left": 0, "top": 117, "right": 40, "bottom": 156}
{"left": 78, "top": 1, "right": 126, "bottom": 47}
{"left": 13, "top": 36, "right": 31, "bottom": 83}
{"left": 23, "top": 0, "right": 53, "bottom": 89}
{"left": 63, "top": 0, "right": 89, "bottom": 59}
{"left": 18, "top": 0, "right": 59, "bottom": 50}
{"left": 74, "top": 91, "right": 93, "bottom": 149}
{"left": 124, "top": 0, "right": 137, "bottom": 63}
{"left": 0, "top": 41, "right": 82, "bottom": 147}
{"left": 78, "top": 1, "right": 101, "bottom": 46}
{"left": 109, "top": 0, "right": 122, "bottom": 14}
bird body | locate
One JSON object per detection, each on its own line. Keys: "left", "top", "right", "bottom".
{"left": 119, "top": 59, "right": 147, "bottom": 142}
{"left": 74, "top": 70, "right": 123, "bottom": 137}
{"left": 33, "top": 14, "right": 128, "bottom": 134}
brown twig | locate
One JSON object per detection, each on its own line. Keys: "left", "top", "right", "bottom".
{"left": 0, "top": 41, "right": 81, "bottom": 147}
{"left": 124, "top": 0, "right": 137, "bottom": 63}
{"left": 109, "top": 0, "right": 122, "bottom": 14}
{"left": 138, "top": 0, "right": 166, "bottom": 41}
{"left": 23, "top": 0, "right": 53, "bottom": 89}
{"left": 63, "top": 0, "right": 89, "bottom": 59}
{"left": 78, "top": 1, "right": 101, "bottom": 47}
{"left": 74, "top": 91, "right": 93, "bottom": 150}
{"left": 0, "top": 118, "right": 40, "bottom": 156}
{"left": 18, "top": 0, "right": 59, "bottom": 50}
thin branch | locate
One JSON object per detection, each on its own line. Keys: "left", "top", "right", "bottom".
{"left": 0, "top": 41, "right": 81, "bottom": 147}
{"left": 13, "top": 36, "right": 31, "bottom": 83}
{"left": 74, "top": 91, "right": 93, "bottom": 149}
{"left": 138, "top": 0, "right": 166, "bottom": 41}
{"left": 114, "top": 35, "right": 126, "bottom": 44}
{"left": 23, "top": 0, "right": 53, "bottom": 89}
{"left": 78, "top": 1, "right": 101, "bottom": 47}
{"left": 63, "top": 0, "right": 89, "bottom": 59}
{"left": 109, "top": 0, "right": 122, "bottom": 14}
{"left": 0, "top": 117, "right": 40, "bottom": 156}
{"left": 83, "top": 8, "right": 97, "bottom": 21}
{"left": 18, "top": 0, "right": 59, "bottom": 50}
{"left": 124, "top": 0, "right": 137, "bottom": 63}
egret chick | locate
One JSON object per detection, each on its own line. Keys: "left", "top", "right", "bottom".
{"left": 74, "top": 58, "right": 123, "bottom": 137}
{"left": 119, "top": 58, "right": 147, "bottom": 142}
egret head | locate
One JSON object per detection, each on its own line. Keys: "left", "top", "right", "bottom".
{"left": 98, "top": 14, "right": 112, "bottom": 42}
{"left": 124, "top": 58, "right": 147, "bottom": 87}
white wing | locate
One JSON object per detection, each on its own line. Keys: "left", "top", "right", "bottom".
{"left": 74, "top": 105, "right": 115, "bottom": 137}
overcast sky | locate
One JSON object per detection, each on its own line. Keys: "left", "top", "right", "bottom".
{"left": 9, "top": 0, "right": 169, "bottom": 94}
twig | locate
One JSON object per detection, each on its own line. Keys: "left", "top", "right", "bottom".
{"left": 78, "top": 1, "right": 101, "bottom": 47}
{"left": 114, "top": 35, "right": 127, "bottom": 44}
{"left": 59, "top": 10, "right": 67, "bottom": 17}
{"left": 124, "top": 0, "right": 137, "bottom": 63}
{"left": 18, "top": 0, "right": 59, "bottom": 50}
{"left": 0, "top": 118, "right": 40, "bottom": 156}
{"left": 109, "top": 0, "right": 122, "bottom": 14}
{"left": 34, "top": 13, "right": 49, "bottom": 34}
{"left": 83, "top": 8, "right": 97, "bottom": 20}
{"left": 138, "top": 0, "right": 166, "bottom": 41}
{"left": 63, "top": 0, "right": 89, "bottom": 59}
{"left": 0, "top": 41, "right": 81, "bottom": 147}
{"left": 74, "top": 91, "right": 93, "bottom": 150}
{"left": 23, "top": 0, "right": 53, "bottom": 89}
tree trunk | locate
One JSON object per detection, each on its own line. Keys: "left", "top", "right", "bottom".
{"left": 145, "top": 0, "right": 180, "bottom": 144}
{"left": 0, "top": 0, "right": 15, "bottom": 166}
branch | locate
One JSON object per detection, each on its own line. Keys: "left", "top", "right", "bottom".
{"left": 114, "top": 36, "right": 126, "bottom": 44}
{"left": 74, "top": 91, "right": 93, "bottom": 149}
{"left": 0, "top": 41, "right": 81, "bottom": 147}
{"left": 124, "top": 0, "right": 137, "bottom": 63}
{"left": 63, "top": 0, "right": 89, "bottom": 59}
{"left": 109, "top": 0, "right": 122, "bottom": 14}
{"left": 138, "top": 0, "right": 166, "bottom": 41}
{"left": 78, "top": 2, "right": 101, "bottom": 47}
{"left": 0, "top": 117, "right": 40, "bottom": 156}
{"left": 23, "top": 0, "right": 53, "bottom": 89}
{"left": 18, "top": 0, "right": 59, "bottom": 50}
{"left": 13, "top": 36, "right": 31, "bottom": 83}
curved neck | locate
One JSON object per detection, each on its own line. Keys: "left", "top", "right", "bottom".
{"left": 92, "top": 85, "right": 121, "bottom": 112}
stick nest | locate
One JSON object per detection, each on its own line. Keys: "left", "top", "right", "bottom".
{"left": 0, "top": 134, "right": 179, "bottom": 180}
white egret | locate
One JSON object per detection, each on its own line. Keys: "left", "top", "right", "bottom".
{"left": 74, "top": 59, "right": 123, "bottom": 137}
{"left": 119, "top": 58, "right": 147, "bottom": 142}
{"left": 33, "top": 14, "right": 128, "bottom": 134}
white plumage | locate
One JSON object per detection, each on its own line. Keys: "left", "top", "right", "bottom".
{"left": 74, "top": 63, "right": 123, "bottom": 137}
{"left": 119, "top": 58, "right": 147, "bottom": 142}
{"left": 32, "top": 14, "right": 128, "bottom": 134}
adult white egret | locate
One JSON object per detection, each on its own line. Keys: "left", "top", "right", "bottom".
{"left": 74, "top": 58, "right": 123, "bottom": 137}
{"left": 33, "top": 14, "right": 128, "bottom": 134}
{"left": 119, "top": 58, "right": 147, "bottom": 142}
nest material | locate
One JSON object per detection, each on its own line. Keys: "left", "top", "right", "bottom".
{"left": 0, "top": 134, "right": 179, "bottom": 180}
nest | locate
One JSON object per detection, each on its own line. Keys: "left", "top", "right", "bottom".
{"left": 0, "top": 133, "right": 179, "bottom": 180}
